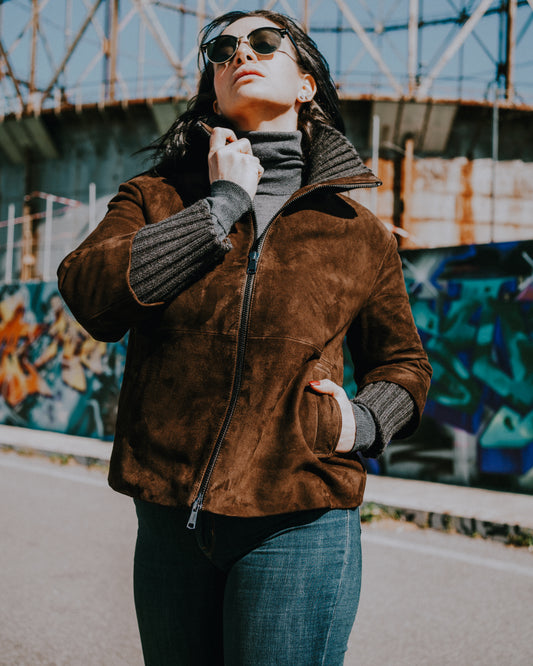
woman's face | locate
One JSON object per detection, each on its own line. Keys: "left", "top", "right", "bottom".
{"left": 212, "top": 16, "right": 316, "bottom": 132}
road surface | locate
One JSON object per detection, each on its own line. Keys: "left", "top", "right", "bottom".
{"left": 1, "top": 452, "right": 532, "bottom": 665}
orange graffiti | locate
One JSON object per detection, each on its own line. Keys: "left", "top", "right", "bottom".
{"left": 0, "top": 298, "right": 52, "bottom": 406}
{"left": 35, "top": 295, "right": 108, "bottom": 393}
{"left": 0, "top": 291, "right": 110, "bottom": 408}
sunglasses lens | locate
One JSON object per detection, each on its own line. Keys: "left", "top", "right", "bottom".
{"left": 207, "top": 35, "right": 238, "bottom": 63}
{"left": 204, "top": 28, "right": 285, "bottom": 64}
{"left": 249, "top": 28, "right": 282, "bottom": 55}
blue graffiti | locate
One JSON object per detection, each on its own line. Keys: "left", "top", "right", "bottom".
{"left": 402, "top": 240, "right": 533, "bottom": 476}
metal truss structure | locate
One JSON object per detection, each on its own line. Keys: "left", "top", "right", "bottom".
{"left": 1, "top": 0, "right": 533, "bottom": 117}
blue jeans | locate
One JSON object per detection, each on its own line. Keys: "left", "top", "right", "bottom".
{"left": 133, "top": 500, "right": 362, "bottom": 666}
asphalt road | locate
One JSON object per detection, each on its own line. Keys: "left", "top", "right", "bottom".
{"left": 1, "top": 452, "right": 532, "bottom": 666}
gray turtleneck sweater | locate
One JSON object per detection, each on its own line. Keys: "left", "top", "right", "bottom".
{"left": 129, "top": 130, "right": 414, "bottom": 457}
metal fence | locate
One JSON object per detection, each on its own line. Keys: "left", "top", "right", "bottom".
{"left": 0, "top": 186, "right": 99, "bottom": 283}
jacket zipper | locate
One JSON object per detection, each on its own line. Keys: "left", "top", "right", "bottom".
{"left": 186, "top": 178, "right": 380, "bottom": 529}
{"left": 187, "top": 208, "right": 261, "bottom": 529}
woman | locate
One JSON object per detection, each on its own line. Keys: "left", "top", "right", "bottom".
{"left": 58, "top": 9, "right": 431, "bottom": 665}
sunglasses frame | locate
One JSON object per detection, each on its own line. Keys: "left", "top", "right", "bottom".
{"left": 200, "top": 26, "right": 300, "bottom": 68}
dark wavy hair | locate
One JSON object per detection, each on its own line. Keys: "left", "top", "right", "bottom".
{"left": 147, "top": 9, "right": 344, "bottom": 168}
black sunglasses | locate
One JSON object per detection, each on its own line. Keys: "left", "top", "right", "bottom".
{"left": 200, "top": 27, "right": 299, "bottom": 66}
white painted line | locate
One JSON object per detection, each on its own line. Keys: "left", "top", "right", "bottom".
{"left": 0, "top": 424, "right": 112, "bottom": 461}
{"left": 0, "top": 456, "right": 108, "bottom": 488}
{"left": 363, "top": 533, "right": 533, "bottom": 578}
{"left": 3, "top": 454, "right": 532, "bottom": 577}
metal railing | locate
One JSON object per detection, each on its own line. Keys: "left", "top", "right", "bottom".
{"left": 0, "top": 185, "right": 99, "bottom": 283}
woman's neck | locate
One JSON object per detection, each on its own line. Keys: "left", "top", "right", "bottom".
{"left": 242, "top": 130, "right": 303, "bottom": 195}
{"left": 230, "top": 105, "right": 299, "bottom": 133}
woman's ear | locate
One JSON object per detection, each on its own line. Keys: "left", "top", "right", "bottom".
{"left": 297, "top": 74, "right": 317, "bottom": 103}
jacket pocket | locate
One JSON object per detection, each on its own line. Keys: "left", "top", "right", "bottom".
{"left": 296, "top": 354, "right": 343, "bottom": 458}
{"left": 299, "top": 375, "right": 343, "bottom": 459}
{"left": 313, "top": 392, "right": 343, "bottom": 458}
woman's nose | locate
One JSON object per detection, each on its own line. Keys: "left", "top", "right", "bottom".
{"left": 234, "top": 40, "right": 257, "bottom": 64}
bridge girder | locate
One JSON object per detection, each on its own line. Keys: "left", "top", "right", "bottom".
{"left": 0, "top": 0, "right": 532, "bottom": 117}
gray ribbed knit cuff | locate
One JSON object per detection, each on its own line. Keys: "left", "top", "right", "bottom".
{"left": 350, "top": 403, "right": 376, "bottom": 451}
{"left": 351, "top": 381, "right": 415, "bottom": 458}
{"left": 207, "top": 180, "right": 252, "bottom": 240}
{"left": 130, "top": 198, "right": 232, "bottom": 304}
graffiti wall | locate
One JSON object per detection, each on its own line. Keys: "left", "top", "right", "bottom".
{"left": 383, "top": 240, "right": 533, "bottom": 490}
{"left": 1, "top": 241, "right": 532, "bottom": 491}
{"left": 0, "top": 282, "right": 126, "bottom": 440}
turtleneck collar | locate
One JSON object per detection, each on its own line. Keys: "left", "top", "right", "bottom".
{"left": 237, "top": 130, "right": 304, "bottom": 195}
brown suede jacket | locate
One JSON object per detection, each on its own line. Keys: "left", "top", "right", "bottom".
{"left": 58, "top": 126, "right": 432, "bottom": 526}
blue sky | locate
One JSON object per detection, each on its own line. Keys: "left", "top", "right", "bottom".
{"left": 1, "top": 0, "right": 532, "bottom": 110}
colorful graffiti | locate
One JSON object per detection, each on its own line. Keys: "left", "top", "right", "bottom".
{"left": 401, "top": 240, "right": 533, "bottom": 480}
{"left": 1, "top": 242, "right": 532, "bottom": 488}
{"left": 0, "top": 282, "right": 126, "bottom": 439}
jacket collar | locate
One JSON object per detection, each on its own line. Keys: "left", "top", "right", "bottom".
{"left": 167, "top": 123, "right": 380, "bottom": 204}
{"left": 278, "top": 125, "right": 381, "bottom": 207}
{"left": 306, "top": 124, "right": 376, "bottom": 186}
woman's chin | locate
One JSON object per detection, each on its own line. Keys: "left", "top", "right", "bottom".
{"left": 221, "top": 99, "right": 296, "bottom": 128}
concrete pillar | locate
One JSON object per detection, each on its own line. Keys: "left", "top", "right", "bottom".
{"left": 401, "top": 136, "right": 415, "bottom": 244}
{"left": 21, "top": 204, "right": 35, "bottom": 281}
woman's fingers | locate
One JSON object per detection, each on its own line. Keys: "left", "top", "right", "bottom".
{"left": 308, "top": 378, "right": 342, "bottom": 397}
{"left": 208, "top": 131, "right": 263, "bottom": 199}
{"left": 209, "top": 129, "right": 253, "bottom": 157}
{"left": 209, "top": 127, "right": 238, "bottom": 151}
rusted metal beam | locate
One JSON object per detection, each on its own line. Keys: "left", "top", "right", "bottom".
{"left": 334, "top": 0, "right": 403, "bottom": 97}
{"left": 401, "top": 135, "right": 415, "bottom": 244}
{"left": 30, "top": 0, "right": 39, "bottom": 101}
{"left": 263, "top": 0, "right": 296, "bottom": 16}
{"left": 108, "top": 0, "right": 119, "bottom": 102}
{"left": 75, "top": 5, "right": 135, "bottom": 98}
{"left": 42, "top": 195, "right": 53, "bottom": 281}
{"left": 0, "top": 39, "right": 25, "bottom": 111}
{"left": 197, "top": 0, "right": 205, "bottom": 48}
{"left": 3, "top": 0, "right": 51, "bottom": 61}
{"left": 371, "top": 112, "right": 380, "bottom": 215}
{"left": 132, "top": 0, "right": 184, "bottom": 82}
{"left": 416, "top": 0, "right": 494, "bottom": 99}
{"left": 490, "top": 89, "right": 499, "bottom": 243}
{"left": 21, "top": 204, "right": 35, "bottom": 281}
{"left": 153, "top": 2, "right": 201, "bottom": 15}
{"left": 303, "top": 0, "right": 310, "bottom": 32}
{"left": 408, "top": 0, "right": 419, "bottom": 96}
{"left": 505, "top": 0, "right": 517, "bottom": 102}
{"left": 41, "top": 0, "right": 105, "bottom": 103}
{"left": 5, "top": 204, "right": 15, "bottom": 284}
{"left": 137, "top": 11, "right": 145, "bottom": 97}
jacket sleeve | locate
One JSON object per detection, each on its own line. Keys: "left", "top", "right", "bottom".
{"left": 350, "top": 381, "right": 415, "bottom": 457}
{"left": 129, "top": 180, "right": 250, "bottom": 304}
{"left": 57, "top": 179, "right": 229, "bottom": 342}
{"left": 346, "top": 233, "right": 432, "bottom": 439}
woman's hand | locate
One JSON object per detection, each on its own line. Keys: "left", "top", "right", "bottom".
{"left": 208, "top": 127, "right": 264, "bottom": 201}
{"left": 308, "top": 379, "right": 356, "bottom": 453}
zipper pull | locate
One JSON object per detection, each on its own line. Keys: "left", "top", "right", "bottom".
{"left": 247, "top": 250, "right": 259, "bottom": 274}
{"left": 187, "top": 496, "right": 202, "bottom": 530}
